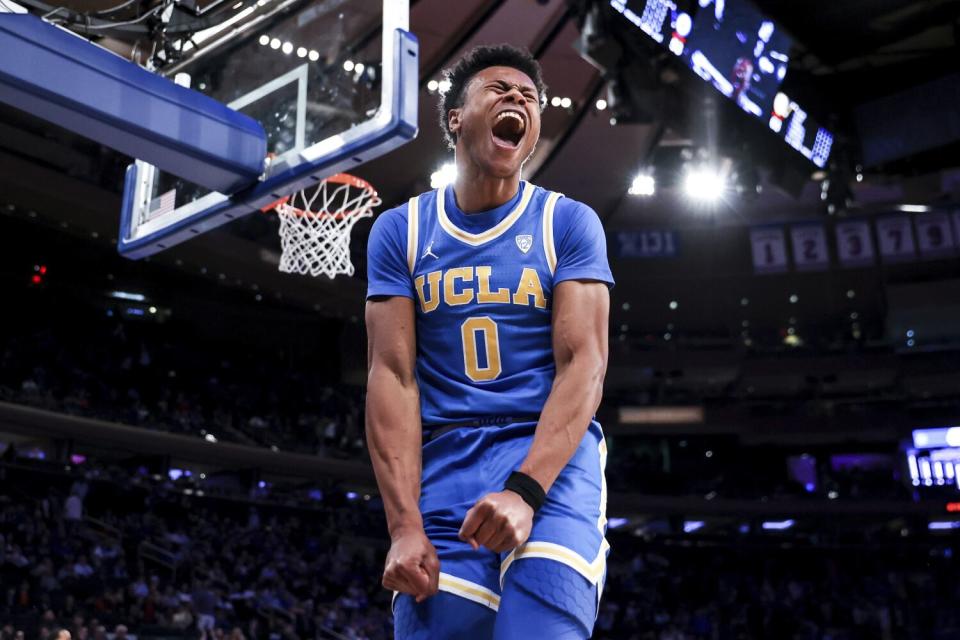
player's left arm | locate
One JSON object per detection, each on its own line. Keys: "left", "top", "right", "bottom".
{"left": 460, "top": 199, "right": 612, "bottom": 553}
{"left": 519, "top": 278, "right": 609, "bottom": 490}
{"left": 459, "top": 280, "right": 609, "bottom": 553}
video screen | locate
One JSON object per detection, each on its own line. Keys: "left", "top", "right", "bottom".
{"left": 683, "top": 0, "right": 791, "bottom": 120}
{"left": 609, "top": 0, "right": 695, "bottom": 56}
{"left": 908, "top": 427, "right": 960, "bottom": 492}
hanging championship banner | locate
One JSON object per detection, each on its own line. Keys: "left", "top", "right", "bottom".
{"left": 915, "top": 212, "right": 956, "bottom": 259}
{"left": 876, "top": 216, "right": 917, "bottom": 263}
{"left": 614, "top": 230, "right": 679, "bottom": 258}
{"left": 790, "top": 224, "right": 829, "bottom": 271}
{"left": 750, "top": 227, "right": 788, "bottom": 274}
{"left": 835, "top": 220, "right": 874, "bottom": 268}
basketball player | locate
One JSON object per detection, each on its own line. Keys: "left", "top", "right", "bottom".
{"left": 365, "top": 44, "right": 613, "bottom": 639}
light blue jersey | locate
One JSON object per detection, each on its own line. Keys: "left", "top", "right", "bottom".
{"left": 367, "top": 181, "right": 614, "bottom": 638}
{"left": 367, "top": 181, "right": 614, "bottom": 426}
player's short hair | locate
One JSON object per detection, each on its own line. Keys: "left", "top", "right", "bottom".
{"left": 438, "top": 44, "right": 547, "bottom": 149}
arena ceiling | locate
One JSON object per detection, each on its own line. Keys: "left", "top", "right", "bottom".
{"left": 1, "top": 0, "right": 959, "bottom": 330}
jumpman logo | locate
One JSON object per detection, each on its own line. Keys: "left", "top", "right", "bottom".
{"left": 422, "top": 241, "right": 439, "bottom": 260}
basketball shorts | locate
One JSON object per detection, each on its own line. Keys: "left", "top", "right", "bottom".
{"left": 393, "top": 420, "right": 610, "bottom": 639}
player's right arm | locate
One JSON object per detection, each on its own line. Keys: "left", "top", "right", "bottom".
{"left": 364, "top": 207, "right": 439, "bottom": 603}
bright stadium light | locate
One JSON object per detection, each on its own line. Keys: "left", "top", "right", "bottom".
{"left": 683, "top": 166, "right": 726, "bottom": 202}
{"left": 683, "top": 520, "right": 704, "bottom": 533}
{"left": 430, "top": 162, "right": 457, "bottom": 189}
{"left": 761, "top": 519, "right": 795, "bottom": 530}
{"left": 628, "top": 173, "right": 655, "bottom": 196}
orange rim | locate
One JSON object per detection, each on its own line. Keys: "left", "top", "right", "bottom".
{"left": 259, "top": 173, "right": 378, "bottom": 214}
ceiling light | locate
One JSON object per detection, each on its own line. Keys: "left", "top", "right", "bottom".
{"left": 595, "top": 98, "right": 607, "bottom": 110}
{"left": 438, "top": 79, "right": 452, "bottom": 94}
{"left": 669, "top": 300, "right": 678, "bottom": 310}
{"left": 762, "top": 519, "right": 795, "bottom": 530}
{"left": 560, "top": 97, "right": 572, "bottom": 108}
{"left": 550, "top": 96, "right": 562, "bottom": 107}
{"left": 355, "top": 62, "right": 365, "bottom": 73}
{"left": 430, "top": 162, "right": 457, "bottom": 189}
{"left": 427, "top": 79, "right": 439, "bottom": 92}
{"left": 269, "top": 38, "right": 281, "bottom": 50}
{"left": 296, "top": 46, "right": 307, "bottom": 58}
{"left": 281, "top": 41, "right": 293, "bottom": 55}
{"left": 258, "top": 34, "right": 270, "bottom": 46}
{"left": 683, "top": 166, "right": 725, "bottom": 202}
{"left": 628, "top": 173, "right": 655, "bottom": 196}
{"left": 308, "top": 50, "right": 319, "bottom": 62}
{"left": 343, "top": 59, "right": 355, "bottom": 71}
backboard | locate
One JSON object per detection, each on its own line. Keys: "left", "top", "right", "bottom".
{"left": 118, "top": 0, "right": 416, "bottom": 258}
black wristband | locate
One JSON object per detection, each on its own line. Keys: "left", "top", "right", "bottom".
{"left": 504, "top": 471, "right": 546, "bottom": 513}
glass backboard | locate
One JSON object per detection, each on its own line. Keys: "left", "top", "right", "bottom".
{"left": 119, "top": 0, "right": 416, "bottom": 258}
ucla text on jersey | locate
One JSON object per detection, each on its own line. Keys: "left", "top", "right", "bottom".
{"left": 366, "top": 180, "right": 614, "bottom": 426}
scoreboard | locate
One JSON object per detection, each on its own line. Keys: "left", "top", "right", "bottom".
{"left": 609, "top": 0, "right": 834, "bottom": 168}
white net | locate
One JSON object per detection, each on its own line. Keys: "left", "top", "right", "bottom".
{"left": 274, "top": 173, "right": 381, "bottom": 279}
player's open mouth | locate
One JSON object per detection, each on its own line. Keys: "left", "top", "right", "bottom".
{"left": 491, "top": 109, "right": 525, "bottom": 149}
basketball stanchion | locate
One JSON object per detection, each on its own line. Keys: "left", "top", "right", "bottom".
{"left": 262, "top": 174, "right": 381, "bottom": 279}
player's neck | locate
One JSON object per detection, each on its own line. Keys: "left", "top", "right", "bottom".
{"left": 451, "top": 167, "right": 521, "bottom": 214}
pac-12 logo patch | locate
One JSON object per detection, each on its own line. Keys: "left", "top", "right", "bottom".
{"left": 515, "top": 234, "right": 533, "bottom": 254}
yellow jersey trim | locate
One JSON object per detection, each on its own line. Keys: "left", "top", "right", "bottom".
{"left": 438, "top": 573, "right": 501, "bottom": 611}
{"left": 542, "top": 191, "right": 561, "bottom": 274}
{"left": 406, "top": 195, "right": 419, "bottom": 274}
{"left": 500, "top": 539, "right": 610, "bottom": 588}
{"left": 436, "top": 182, "right": 534, "bottom": 246}
{"left": 390, "top": 573, "right": 501, "bottom": 613}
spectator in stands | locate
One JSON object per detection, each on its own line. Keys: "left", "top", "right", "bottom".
{"left": 63, "top": 491, "right": 83, "bottom": 524}
{"left": 191, "top": 581, "right": 217, "bottom": 634}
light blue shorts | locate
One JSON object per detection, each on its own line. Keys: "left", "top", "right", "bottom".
{"left": 394, "top": 420, "right": 610, "bottom": 638}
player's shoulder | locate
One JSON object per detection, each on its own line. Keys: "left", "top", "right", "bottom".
{"left": 525, "top": 182, "right": 596, "bottom": 217}
{"left": 374, "top": 188, "right": 439, "bottom": 225}
{"left": 533, "top": 188, "right": 602, "bottom": 235}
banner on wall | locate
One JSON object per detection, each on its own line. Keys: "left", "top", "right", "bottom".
{"left": 614, "top": 230, "right": 679, "bottom": 258}
{"left": 835, "top": 220, "right": 875, "bottom": 268}
{"left": 875, "top": 215, "right": 917, "bottom": 263}
{"left": 915, "top": 212, "right": 957, "bottom": 259}
{"left": 790, "top": 224, "right": 830, "bottom": 271}
{"left": 750, "top": 227, "right": 788, "bottom": 274}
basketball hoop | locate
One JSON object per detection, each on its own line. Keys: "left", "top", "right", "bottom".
{"left": 266, "top": 173, "right": 381, "bottom": 279}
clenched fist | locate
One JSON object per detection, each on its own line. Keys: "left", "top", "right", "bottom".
{"left": 382, "top": 525, "right": 440, "bottom": 603}
{"left": 458, "top": 490, "right": 534, "bottom": 554}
